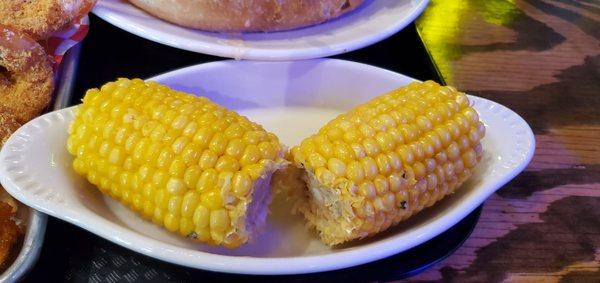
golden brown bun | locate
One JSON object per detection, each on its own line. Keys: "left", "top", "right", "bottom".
{"left": 128, "top": 0, "right": 364, "bottom": 32}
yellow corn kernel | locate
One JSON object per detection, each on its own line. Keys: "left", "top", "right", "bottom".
{"left": 209, "top": 133, "right": 228, "bottom": 155}
{"left": 346, "top": 161, "right": 365, "bottom": 183}
{"left": 164, "top": 213, "right": 180, "bottom": 232}
{"left": 168, "top": 158, "right": 186, "bottom": 177}
{"left": 166, "top": 178, "right": 185, "bottom": 195}
{"left": 232, "top": 172, "right": 252, "bottom": 197}
{"left": 192, "top": 205, "right": 210, "bottom": 228}
{"left": 152, "top": 207, "right": 165, "bottom": 225}
{"left": 362, "top": 157, "right": 379, "bottom": 180}
{"left": 200, "top": 190, "right": 223, "bottom": 210}
{"left": 151, "top": 170, "right": 168, "bottom": 188}
{"left": 196, "top": 168, "right": 218, "bottom": 192}
{"left": 333, "top": 142, "right": 355, "bottom": 161}
{"left": 181, "top": 144, "right": 201, "bottom": 165}
{"left": 462, "top": 148, "right": 478, "bottom": 168}
{"left": 239, "top": 144, "right": 261, "bottom": 167}
{"left": 198, "top": 150, "right": 218, "bottom": 170}
{"left": 359, "top": 181, "right": 377, "bottom": 199}
{"left": 210, "top": 210, "right": 230, "bottom": 232}
{"left": 315, "top": 167, "right": 335, "bottom": 185}
{"left": 362, "top": 138, "right": 380, "bottom": 156}
{"left": 308, "top": 153, "right": 326, "bottom": 168}
{"left": 327, "top": 158, "right": 346, "bottom": 176}
{"left": 194, "top": 228, "right": 211, "bottom": 242}
{"left": 183, "top": 165, "right": 201, "bottom": 189}
{"left": 181, "top": 191, "right": 200, "bottom": 217}
{"left": 373, "top": 175, "right": 389, "bottom": 196}
{"left": 192, "top": 128, "right": 215, "bottom": 149}
{"left": 179, "top": 218, "right": 195, "bottom": 236}
{"left": 242, "top": 163, "right": 266, "bottom": 180}
{"left": 215, "top": 155, "right": 240, "bottom": 172}
{"left": 167, "top": 196, "right": 183, "bottom": 215}
{"left": 225, "top": 139, "right": 245, "bottom": 158}
{"left": 217, "top": 171, "right": 234, "bottom": 193}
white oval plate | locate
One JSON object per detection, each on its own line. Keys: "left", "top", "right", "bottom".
{"left": 0, "top": 59, "right": 534, "bottom": 275}
{"left": 92, "top": 0, "right": 429, "bottom": 60}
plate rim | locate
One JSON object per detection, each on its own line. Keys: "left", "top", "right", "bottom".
{"left": 0, "top": 59, "right": 535, "bottom": 275}
{"left": 91, "top": 0, "right": 430, "bottom": 60}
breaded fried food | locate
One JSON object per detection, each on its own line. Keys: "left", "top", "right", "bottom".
{"left": 0, "top": 25, "right": 54, "bottom": 124}
{"left": 0, "top": 107, "right": 21, "bottom": 146}
{"left": 0, "top": 201, "right": 19, "bottom": 268}
{"left": 0, "top": 103, "right": 22, "bottom": 268}
{"left": 0, "top": 101, "right": 22, "bottom": 269}
{"left": 0, "top": 0, "right": 97, "bottom": 40}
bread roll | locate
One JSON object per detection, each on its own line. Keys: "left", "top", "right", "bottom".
{"left": 128, "top": 0, "right": 364, "bottom": 32}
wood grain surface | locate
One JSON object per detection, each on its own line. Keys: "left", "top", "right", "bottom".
{"left": 410, "top": 0, "right": 600, "bottom": 282}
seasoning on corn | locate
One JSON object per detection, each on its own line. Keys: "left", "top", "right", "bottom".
{"left": 67, "top": 78, "right": 287, "bottom": 248}
{"left": 289, "top": 80, "right": 485, "bottom": 245}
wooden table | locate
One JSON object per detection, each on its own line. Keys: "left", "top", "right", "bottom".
{"left": 409, "top": 0, "right": 600, "bottom": 281}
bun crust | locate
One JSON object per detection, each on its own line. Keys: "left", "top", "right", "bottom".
{"left": 128, "top": 0, "right": 364, "bottom": 32}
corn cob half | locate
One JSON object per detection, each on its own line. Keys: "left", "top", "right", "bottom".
{"left": 67, "top": 78, "right": 287, "bottom": 248}
{"left": 290, "top": 81, "right": 485, "bottom": 245}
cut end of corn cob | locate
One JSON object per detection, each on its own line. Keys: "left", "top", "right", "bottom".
{"left": 67, "top": 78, "right": 287, "bottom": 248}
{"left": 289, "top": 81, "right": 485, "bottom": 245}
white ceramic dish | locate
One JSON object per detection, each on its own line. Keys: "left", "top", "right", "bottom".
{"left": 0, "top": 59, "right": 534, "bottom": 275}
{"left": 92, "top": 0, "right": 429, "bottom": 60}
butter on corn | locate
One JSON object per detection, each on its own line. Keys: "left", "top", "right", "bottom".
{"left": 289, "top": 81, "right": 485, "bottom": 245}
{"left": 67, "top": 78, "right": 287, "bottom": 248}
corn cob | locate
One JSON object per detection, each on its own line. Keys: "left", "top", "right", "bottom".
{"left": 67, "top": 78, "right": 287, "bottom": 248}
{"left": 289, "top": 81, "right": 485, "bottom": 245}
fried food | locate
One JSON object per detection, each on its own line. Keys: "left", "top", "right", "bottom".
{"left": 0, "top": 25, "right": 54, "bottom": 124}
{"left": 128, "top": 0, "right": 363, "bottom": 32}
{"left": 0, "top": 103, "right": 22, "bottom": 268}
{"left": 67, "top": 79, "right": 287, "bottom": 248}
{"left": 0, "top": 200, "right": 19, "bottom": 268}
{"left": 0, "top": 108, "right": 21, "bottom": 146}
{"left": 0, "top": 0, "right": 97, "bottom": 40}
{"left": 289, "top": 81, "right": 485, "bottom": 245}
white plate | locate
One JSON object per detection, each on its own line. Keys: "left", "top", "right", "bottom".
{"left": 92, "top": 0, "right": 429, "bottom": 60}
{"left": 0, "top": 59, "right": 534, "bottom": 275}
